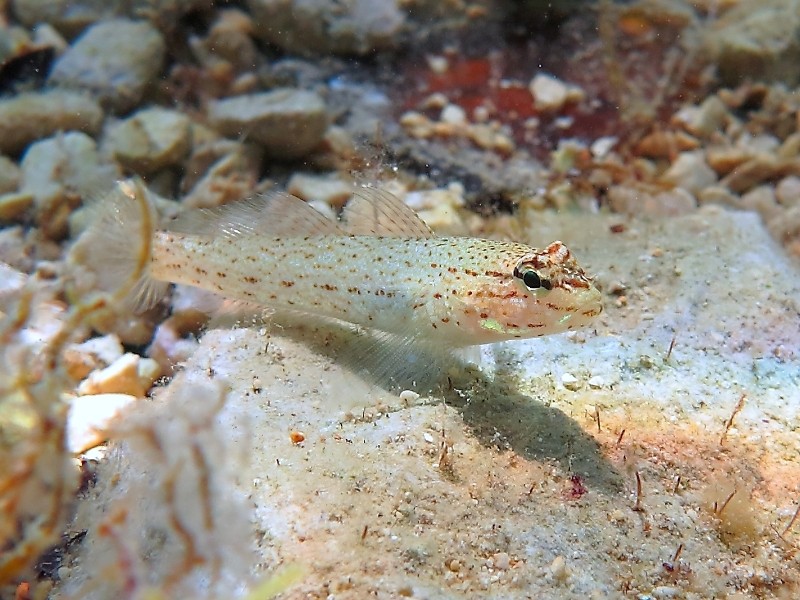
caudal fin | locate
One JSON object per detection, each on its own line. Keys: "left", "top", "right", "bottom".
{"left": 68, "top": 179, "right": 170, "bottom": 313}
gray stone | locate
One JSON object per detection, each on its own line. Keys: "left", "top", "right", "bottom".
{"left": 207, "top": 88, "right": 327, "bottom": 159}
{"left": 0, "top": 24, "right": 33, "bottom": 64}
{"left": 105, "top": 107, "right": 191, "bottom": 174}
{"left": 48, "top": 19, "right": 166, "bottom": 113}
{"left": 246, "top": 0, "right": 404, "bottom": 56}
{"left": 0, "top": 90, "right": 103, "bottom": 155}
{"left": 707, "top": 0, "right": 800, "bottom": 85}
{"left": 12, "top": 0, "right": 212, "bottom": 36}
{"left": 0, "top": 155, "right": 20, "bottom": 194}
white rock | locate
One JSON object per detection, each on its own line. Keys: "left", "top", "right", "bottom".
{"left": 529, "top": 73, "right": 584, "bottom": 112}
{"left": 287, "top": 172, "right": 353, "bottom": 208}
{"left": 492, "top": 552, "right": 510, "bottom": 570}
{"left": 64, "top": 334, "right": 125, "bottom": 380}
{"left": 650, "top": 188, "right": 697, "bottom": 216}
{"left": 0, "top": 261, "right": 26, "bottom": 297}
{"left": 426, "top": 55, "right": 448, "bottom": 74}
{"left": 587, "top": 375, "right": 606, "bottom": 389}
{"left": 560, "top": 372, "right": 581, "bottom": 391}
{"left": 67, "top": 393, "right": 137, "bottom": 454}
{"left": 417, "top": 204, "right": 466, "bottom": 235}
{"left": 441, "top": 104, "right": 467, "bottom": 125}
{"left": 530, "top": 73, "right": 568, "bottom": 111}
{"left": 399, "top": 389, "right": 420, "bottom": 403}
{"left": 78, "top": 352, "right": 161, "bottom": 397}
{"left": 407, "top": 186, "right": 465, "bottom": 211}
{"left": 776, "top": 175, "right": 800, "bottom": 207}
{"left": 590, "top": 136, "right": 617, "bottom": 158}
{"left": 660, "top": 151, "right": 717, "bottom": 195}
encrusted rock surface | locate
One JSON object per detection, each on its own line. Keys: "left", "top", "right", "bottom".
{"left": 207, "top": 88, "right": 328, "bottom": 158}
{"left": 246, "top": 0, "right": 405, "bottom": 56}
{"left": 48, "top": 19, "right": 166, "bottom": 113}
{"left": 0, "top": 90, "right": 103, "bottom": 155}
{"left": 104, "top": 107, "right": 192, "bottom": 174}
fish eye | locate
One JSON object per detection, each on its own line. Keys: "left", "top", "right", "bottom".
{"left": 515, "top": 267, "right": 552, "bottom": 291}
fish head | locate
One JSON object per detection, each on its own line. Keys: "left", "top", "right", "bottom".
{"left": 464, "top": 241, "right": 603, "bottom": 343}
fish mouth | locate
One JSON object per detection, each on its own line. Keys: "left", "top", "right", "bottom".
{"left": 575, "top": 287, "right": 604, "bottom": 320}
{"left": 581, "top": 302, "right": 603, "bottom": 318}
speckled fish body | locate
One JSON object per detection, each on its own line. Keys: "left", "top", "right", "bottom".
{"left": 146, "top": 188, "right": 602, "bottom": 346}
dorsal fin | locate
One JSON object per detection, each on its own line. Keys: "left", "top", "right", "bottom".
{"left": 167, "top": 191, "right": 343, "bottom": 238}
{"left": 342, "top": 187, "right": 434, "bottom": 238}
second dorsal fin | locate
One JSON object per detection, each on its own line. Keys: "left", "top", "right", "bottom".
{"left": 167, "top": 191, "right": 343, "bottom": 238}
{"left": 342, "top": 187, "right": 434, "bottom": 238}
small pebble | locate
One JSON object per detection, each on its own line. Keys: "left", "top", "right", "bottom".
{"left": 0, "top": 262, "right": 26, "bottom": 298}
{"left": 78, "top": 352, "right": 160, "bottom": 397}
{"left": 549, "top": 555, "right": 568, "bottom": 582}
{"left": 672, "top": 96, "right": 729, "bottom": 137}
{"left": 529, "top": 73, "right": 584, "bottom": 112}
{"left": 560, "top": 372, "right": 581, "bottom": 391}
{"left": 287, "top": 172, "right": 353, "bottom": 208}
{"left": 63, "top": 334, "right": 125, "bottom": 380}
{"left": 399, "top": 390, "right": 420, "bottom": 403}
{"left": 587, "top": 375, "right": 606, "bottom": 389}
{"left": 660, "top": 150, "right": 717, "bottom": 195}
{"left": 426, "top": 55, "right": 448, "bottom": 74}
{"left": 492, "top": 552, "right": 510, "bottom": 570}
{"left": 590, "top": 136, "right": 617, "bottom": 158}
{"left": 446, "top": 558, "right": 461, "bottom": 572}
{"left": 441, "top": 103, "right": 467, "bottom": 125}
{"left": 651, "top": 586, "right": 682, "bottom": 599}
{"left": 530, "top": 73, "right": 569, "bottom": 111}
{"left": 776, "top": 175, "right": 800, "bottom": 207}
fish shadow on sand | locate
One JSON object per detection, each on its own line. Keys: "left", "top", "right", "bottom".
{"left": 272, "top": 316, "right": 623, "bottom": 497}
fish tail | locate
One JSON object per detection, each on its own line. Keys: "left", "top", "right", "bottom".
{"left": 69, "top": 178, "right": 169, "bottom": 312}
